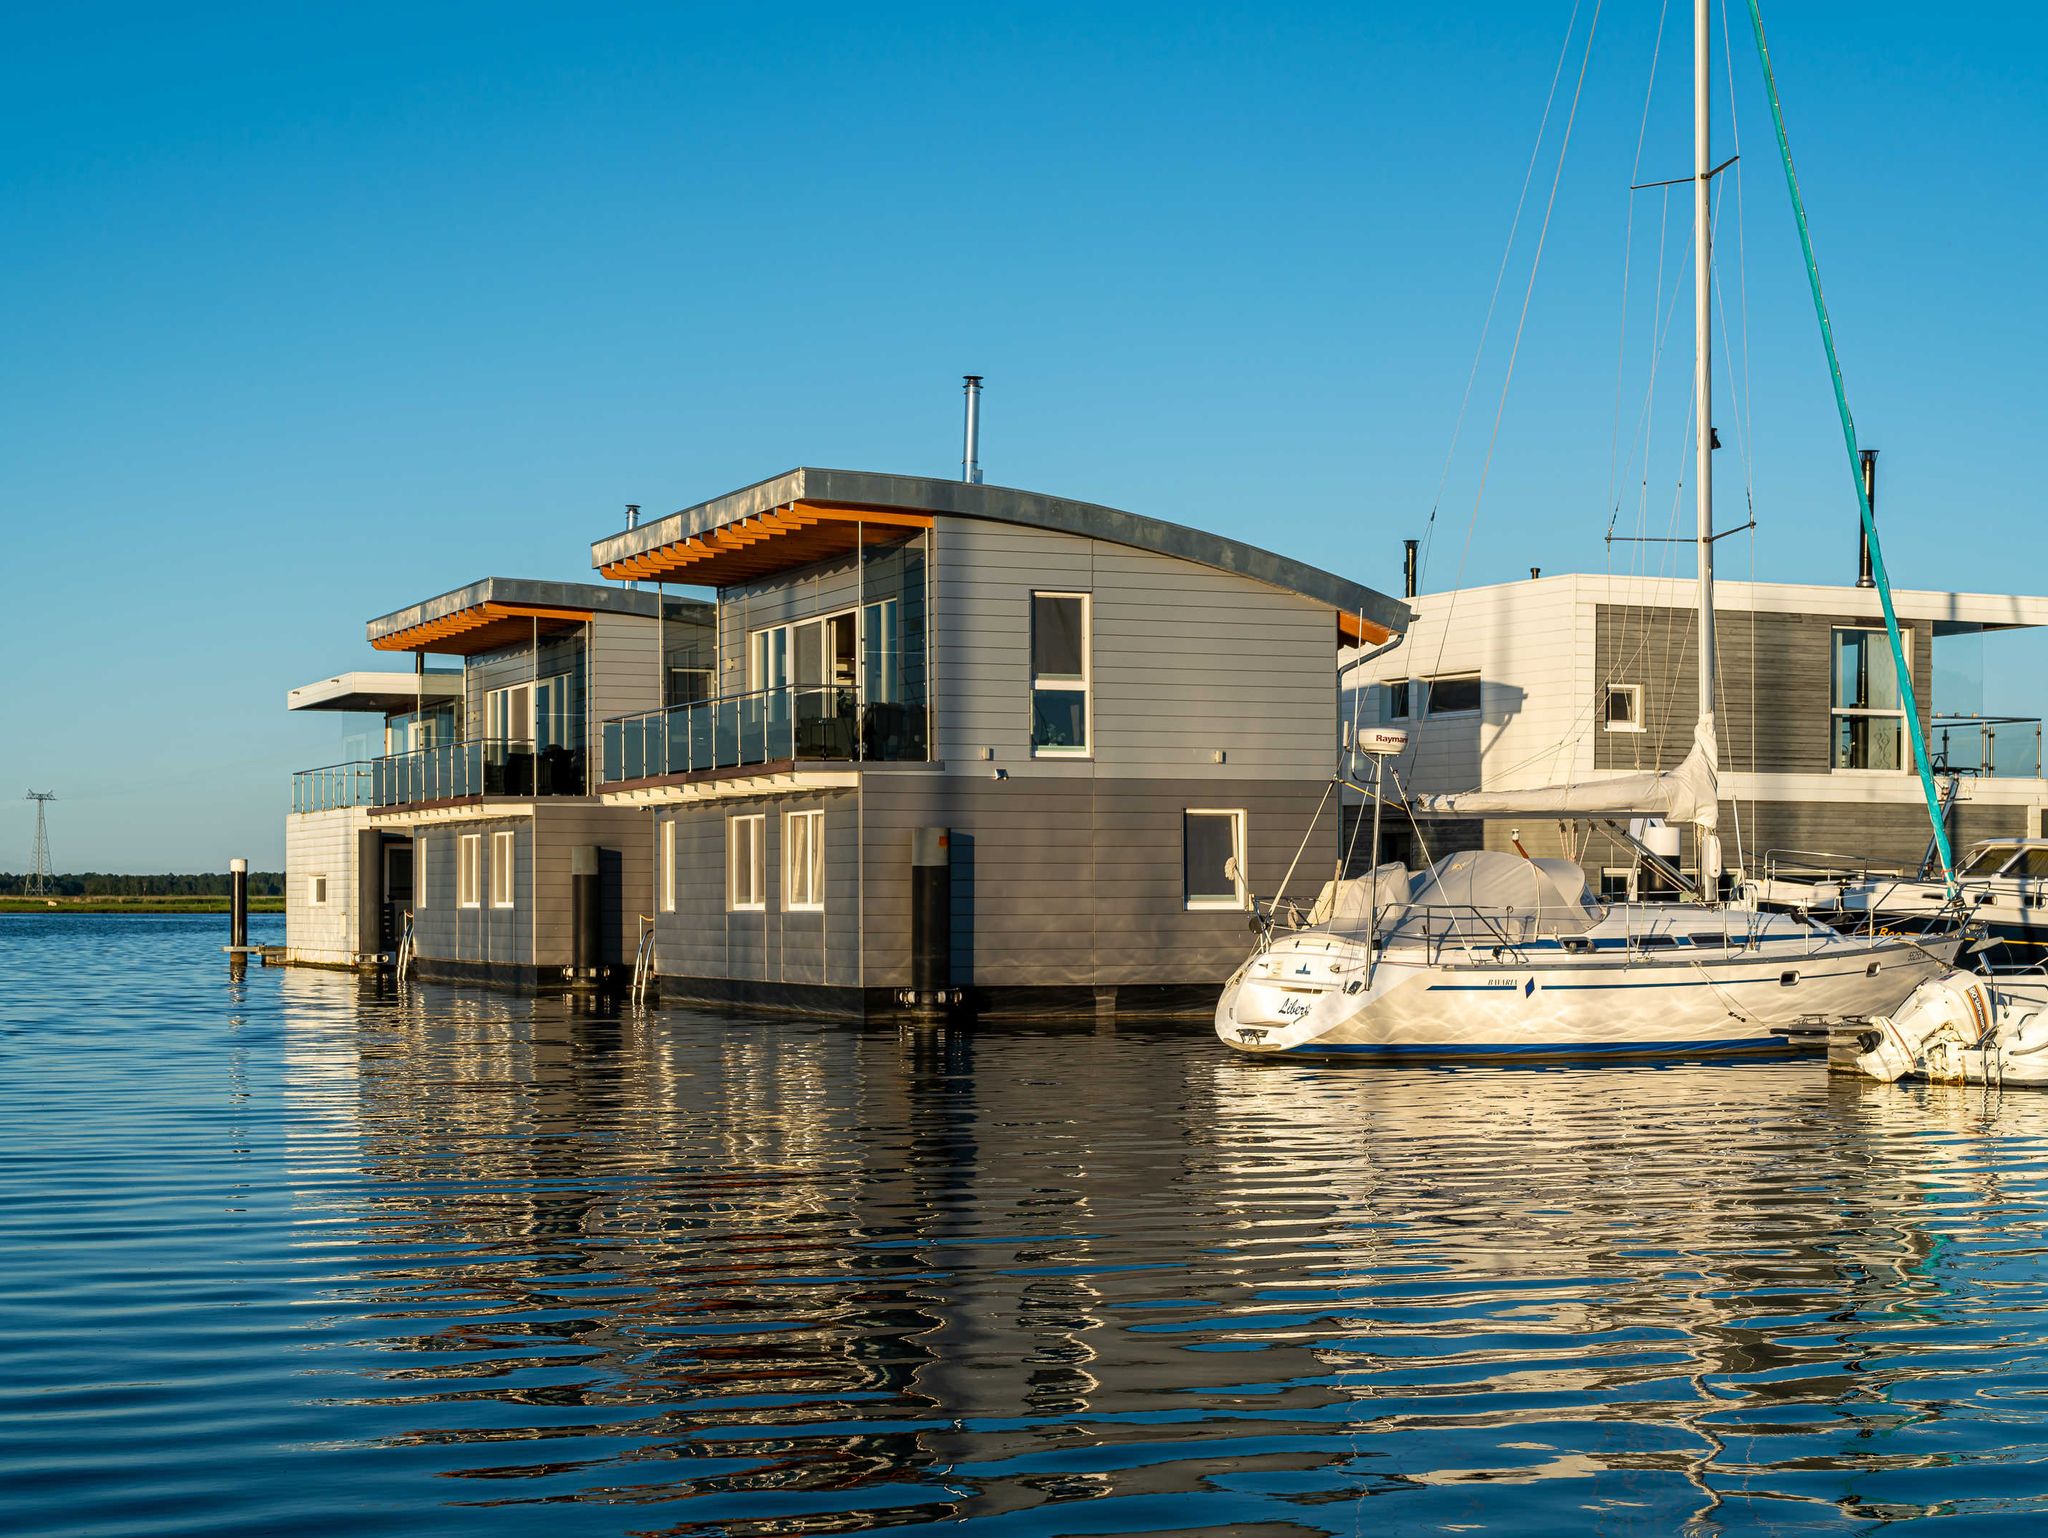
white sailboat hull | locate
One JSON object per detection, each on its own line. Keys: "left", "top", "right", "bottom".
{"left": 1218, "top": 922, "right": 1954, "bottom": 1061}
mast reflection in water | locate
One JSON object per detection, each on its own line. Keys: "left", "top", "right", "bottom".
{"left": 6, "top": 915, "right": 2048, "bottom": 1535}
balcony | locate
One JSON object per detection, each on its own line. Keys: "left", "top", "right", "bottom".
{"left": 1931, "top": 715, "right": 2044, "bottom": 779}
{"left": 291, "top": 739, "right": 587, "bottom": 813}
{"left": 601, "top": 685, "right": 929, "bottom": 785}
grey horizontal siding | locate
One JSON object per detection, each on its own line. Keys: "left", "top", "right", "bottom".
{"left": 1594, "top": 604, "right": 1933, "bottom": 775}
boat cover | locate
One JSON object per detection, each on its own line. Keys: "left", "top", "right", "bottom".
{"left": 1409, "top": 719, "right": 1720, "bottom": 833}
{"left": 1397, "top": 849, "right": 1601, "bottom": 936}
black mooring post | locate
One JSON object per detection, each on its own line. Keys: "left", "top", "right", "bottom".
{"left": 571, "top": 845, "right": 600, "bottom": 985}
{"left": 1858, "top": 448, "right": 1878, "bottom": 588}
{"left": 910, "top": 827, "right": 951, "bottom": 1007}
{"left": 229, "top": 857, "right": 248, "bottom": 950}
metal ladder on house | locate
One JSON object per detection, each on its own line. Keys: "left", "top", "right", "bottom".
{"left": 629, "top": 917, "right": 656, "bottom": 1012}
{"left": 394, "top": 911, "right": 416, "bottom": 984}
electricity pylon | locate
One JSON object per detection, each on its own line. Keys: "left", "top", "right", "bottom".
{"left": 25, "top": 791, "right": 55, "bottom": 897}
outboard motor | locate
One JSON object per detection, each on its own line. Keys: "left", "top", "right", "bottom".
{"left": 1857, "top": 971, "right": 1994, "bottom": 1083}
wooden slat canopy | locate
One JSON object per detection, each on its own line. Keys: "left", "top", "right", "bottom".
{"left": 371, "top": 601, "right": 594, "bottom": 655}
{"left": 597, "top": 502, "right": 934, "bottom": 587}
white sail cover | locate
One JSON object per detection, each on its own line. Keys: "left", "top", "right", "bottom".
{"left": 1411, "top": 717, "right": 1721, "bottom": 833}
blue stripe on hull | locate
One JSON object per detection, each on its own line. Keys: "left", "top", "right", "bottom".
{"left": 1279, "top": 1037, "right": 1794, "bottom": 1059}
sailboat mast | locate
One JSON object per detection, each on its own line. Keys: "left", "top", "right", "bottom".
{"left": 1693, "top": 0, "right": 1716, "bottom": 751}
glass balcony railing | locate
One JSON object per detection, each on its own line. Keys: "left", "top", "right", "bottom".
{"left": 601, "top": 685, "right": 929, "bottom": 785}
{"left": 291, "top": 739, "right": 588, "bottom": 813}
{"left": 1931, "top": 715, "right": 2044, "bottom": 779}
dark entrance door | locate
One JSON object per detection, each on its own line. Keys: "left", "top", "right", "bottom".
{"left": 381, "top": 841, "right": 415, "bottom": 953}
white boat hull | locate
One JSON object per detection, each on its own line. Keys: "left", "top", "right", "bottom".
{"left": 1218, "top": 929, "right": 1954, "bottom": 1061}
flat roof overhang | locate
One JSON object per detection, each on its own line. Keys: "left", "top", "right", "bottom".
{"left": 287, "top": 670, "right": 463, "bottom": 714}
{"left": 591, "top": 468, "right": 1410, "bottom": 645}
{"left": 366, "top": 577, "right": 670, "bottom": 655}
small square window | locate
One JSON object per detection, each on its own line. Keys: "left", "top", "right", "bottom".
{"left": 1604, "top": 683, "right": 1643, "bottom": 732}
{"left": 310, "top": 874, "right": 328, "bottom": 907}
{"left": 1384, "top": 681, "right": 1411, "bottom": 721}
{"left": 1185, "top": 810, "right": 1248, "bottom": 910}
{"left": 1425, "top": 675, "right": 1481, "bottom": 716}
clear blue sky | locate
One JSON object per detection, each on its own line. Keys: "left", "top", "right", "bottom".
{"left": 6, "top": 1, "right": 2045, "bottom": 872}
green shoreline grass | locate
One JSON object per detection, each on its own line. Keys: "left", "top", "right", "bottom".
{"left": 0, "top": 897, "right": 286, "bottom": 915}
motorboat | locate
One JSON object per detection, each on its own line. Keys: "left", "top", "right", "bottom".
{"left": 1856, "top": 969, "right": 2048, "bottom": 1086}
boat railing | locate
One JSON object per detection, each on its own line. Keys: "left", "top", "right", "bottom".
{"left": 600, "top": 683, "right": 929, "bottom": 784}
{"left": 1762, "top": 848, "right": 1909, "bottom": 887}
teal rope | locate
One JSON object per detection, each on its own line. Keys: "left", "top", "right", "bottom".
{"left": 1744, "top": 0, "right": 1954, "bottom": 883}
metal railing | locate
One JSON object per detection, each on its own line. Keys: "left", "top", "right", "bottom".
{"left": 1932, "top": 715, "right": 2043, "bottom": 779}
{"left": 601, "top": 684, "right": 929, "bottom": 785}
{"left": 291, "top": 738, "right": 587, "bottom": 812}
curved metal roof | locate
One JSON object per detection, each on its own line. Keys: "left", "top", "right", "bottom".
{"left": 590, "top": 468, "right": 1410, "bottom": 638}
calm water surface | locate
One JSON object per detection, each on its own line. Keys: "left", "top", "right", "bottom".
{"left": 6, "top": 916, "right": 2048, "bottom": 1535}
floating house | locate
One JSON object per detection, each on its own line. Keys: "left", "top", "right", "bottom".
{"left": 284, "top": 471, "right": 1409, "bottom": 1015}
{"left": 1346, "top": 571, "right": 2048, "bottom": 892}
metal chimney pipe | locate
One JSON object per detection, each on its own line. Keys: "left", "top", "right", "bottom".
{"left": 1857, "top": 450, "right": 1877, "bottom": 588}
{"left": 1403, "top": 539, "right": 1419, "bottom": 599}
{"left": 962, "top": 375, "right": 984, "bottom": 484}
{"left": 626, "top": 503, "right": 641, "bottom": 529}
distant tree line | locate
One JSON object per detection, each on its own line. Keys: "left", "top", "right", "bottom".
{"left": 0, "top": 872, "right": 285, "bottom": 897}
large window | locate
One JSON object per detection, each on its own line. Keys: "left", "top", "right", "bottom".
{"left": 728, "top": 814, "right": 766, "bottom": 911}
{"left": 659, "top": 819, "right": 677, "bottom": 912}
{"left": 490, "top": 830, "right": 515, "bottom": 908}
{"left": 458, "top": 834, "right": 482, "bottom": 909}
{"left": 747, "top": 627, "right": 789, "bottom": 693}
{"left": 1832, "top": 627, "right": 1908, "bottom": 771}
{"left": 1184, "top": 809, "right": 1248, "bottom": 911}
{"left": 1031, "top": 592, "right": 1091, "bottom": 755}
{"left": 784, "top": 810, "right": 825, "bottom": 911}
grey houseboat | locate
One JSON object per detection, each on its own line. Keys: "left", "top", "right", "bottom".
{"left": 284, "top": 470, "right": 1408, "bottom": 1014}
{"left": 590, "top": 469, "right": 1408, "bottom": 1016}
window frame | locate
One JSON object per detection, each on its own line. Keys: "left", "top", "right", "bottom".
{"left": 458, "top": 833, "right": 482, "bottom": 910}
{"left": 485, "top": 682, "right": 535, "bottom": 748}
{"left": 1383, "top": 680, "right": 1411, "bottom": 722}
{"left": 727, "top": 814, "right": 766, "bottom": 912}
{"left": 1830, "top": 625, "right": 1911, "bottom": 773}
{"left": 659, "top": 819, "right": 677, "bottom": 912}
{"left": 490, "top": 829, "right": 516, "bottom": 909}
{"left": 309, "top": 873, "right": 328, "bottom": 907}
{"left": 1183, "top": 808, "right": 1249, "bottom": 912}
{"left": 1029, "top": 591, "right": 1092, "bottom": 757}
{"left": 783, "top": 809, "right": 826, "bottom": 912}
{"left": 1424, "top": 673, "right": 1482, "bottom": 718}
{"left": 416, "top": 836, "right": 428, "bottom": 909}
{"left": 1603, "top": 682, "right": 1644, "bottom": 733}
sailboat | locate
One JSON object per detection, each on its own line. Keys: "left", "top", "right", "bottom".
{"left": 1215, "top": 0, "right": 1959, "bottom": 1060}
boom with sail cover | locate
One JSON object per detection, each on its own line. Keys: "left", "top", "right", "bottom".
{"left": 1411, "top": 719, "right": 1720, "bottom": 831}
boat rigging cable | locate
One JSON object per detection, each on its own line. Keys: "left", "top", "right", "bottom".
{"left": 1743, "top": 0, "right": 1955, "bottom": 886}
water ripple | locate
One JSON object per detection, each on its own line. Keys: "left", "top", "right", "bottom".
{"left": 6, "top": 914, "right": 2048, "bottom": 1532}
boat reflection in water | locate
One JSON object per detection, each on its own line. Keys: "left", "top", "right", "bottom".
{"left": 247, "top": 972, "right": 2048, "bottom": 1534}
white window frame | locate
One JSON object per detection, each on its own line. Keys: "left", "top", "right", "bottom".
{"left": 659, "top": 819, "right": 677, "bottom": 912}
{"left": 486, "top": 682, "right": 535, "bottom": 748}
{"left": 490, "top": 830, "right": 516, "bottom": 909}
{"left": 783, "top": 810, "right": 826, "bottom": 911}
{"left": 1424, "top": 673, "right": 1482, "bottom": 718}
{"left": 1030, "top": 591, "right": 1092, "bottom": 757}
{"left": 728, "top": 814, "right": 766, "bottom": 912}
{"left": 309, "top": 873, "right": 328, "bottom": 907}
{"left": 417, "top": 836, "right": 428, "bottom": 909}
{"left": 1184, "top": 808, "right": 1249, "bottom": 911}
{"left": 1831, "top": 626, "right": 1910, "bottom": 773}
{"left": 1603, "top": 682, "right": 1644, "bottom": 733}
{"left": 1383, "top": 680, "right": 1411, "bottom": 722}
{"left": 458, "top": 833, "right": 482, "bottom": 909}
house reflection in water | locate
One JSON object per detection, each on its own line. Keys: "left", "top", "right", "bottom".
{"left": 273, "top": 970, "right": 2048, "bottom": 1530}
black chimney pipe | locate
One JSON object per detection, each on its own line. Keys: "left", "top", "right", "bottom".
{"left": 1403, "top": 539, "right": 1419, "bottom": 599}
{"left": 1857, "top": 449, "right": 1878, "bottom": 588}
